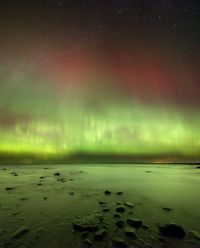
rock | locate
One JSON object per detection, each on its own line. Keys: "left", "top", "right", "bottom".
{"left": 58, "top": 178, "right": 66, "bottom": 182}
{"left": 11, "top": 172, "right": 18, "bottom": 176}
{"left": 112, "top": 237, "right": 127, "bottom": 248}
{"left": 124, "top": 227, "right": 137, "bottom": 238}
{"left": 34, "top": 234, "right": 40, "bottom": 240}
{"left": 5, "top": 187, "right": 15, "bottom": 190}
{"left": 116, "top": 192, "right": 123, "bottom": 195}
{"left": 113, "top": 213, "right": 121, "bottom": 218}
{"left": 94, "top": 228, "right": 107, "bottom": 241}
{"left": 102, "top": 207, "right": 110, "bottom": 212}
{"left": 159, "top": 223, "right": 186, "bottom": 239}
{"left": 83, "top": 238, "right": 92, "bottom": 247}
{"left": 116, "top": 206, "right": 125, "bottom": 213}
{"left": 12, "top": 226, "right": 30, "bottom": 239}
{"left": 102, "top": 221, "right": 109, "bottom": 228}
{"left": 115, "top": 220, "right": 125, "bottom": 228}
{"left": 104, "top": 190, "right": 111, "bottom": 195}
{"left": 81, "top": 231, "right": 89, "bottom": 238}
{"left": 54, "top": 172, "right": 60, "bottom": 176}
{"left": 124, "top": 202, "right": 134, "bottom": 208}
{"left": 37, "top": 227, "right": 45, "bottom": 233}
{"left": 11, "top": 211, "right": 20, "bottom": 216}
{"left": 20, "top": 198, "right": 28, "bottom": 201}
{"left": 150, "top": 235, "right": 156, "bottom": 241}
{"left": 163, "top": 207, "right": 172, "bottom": 211}
{"left": 126, "top": 218, "right": 143, "bottom": 228}
{"left": 189, "top": 230, "right": 200, "bottom": 239}
{"left": 142, "top": 224, "right": 149, "bottom": 229}
{"left": 0, "top": 229, "right": 7, "bottom": 235}
{"left": 73, "top": 213, "right": 103, "bottom": 232}
{"left": 18, "top": 217, "right": 25, "bottom": 221}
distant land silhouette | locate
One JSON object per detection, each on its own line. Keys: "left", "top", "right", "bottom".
{"left": 0, "top": 152, "right": 199, "bottom": 164}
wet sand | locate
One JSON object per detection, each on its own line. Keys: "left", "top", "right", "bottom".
{"left": 0, "top": 164, "right": 200, "bottom": 248}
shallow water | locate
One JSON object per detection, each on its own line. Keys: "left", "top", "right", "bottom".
{"left": 0, "top": 164, "right": 200, "bottom": 247}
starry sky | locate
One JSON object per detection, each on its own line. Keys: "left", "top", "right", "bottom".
{"left": 0, "top": 0, "right": 199, "bottom": 162}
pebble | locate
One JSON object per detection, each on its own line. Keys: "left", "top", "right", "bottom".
{"left": 116, "top": 206, "right": 126, "bottom": 213}
{"left": 104, "top": 190, "right": 111, "bottom": 195}
{"left": 5, "top": 187, "right": 15, "bottom": 190}
{"left": 126, "top": 218, "right": 143, "bottom": 228}
{"left": 11, "top": 211, "right": 20, "bottom": 216}
{"left": 189, "top": 230, "right": 200, "bottom": 240}
{"left": 163, "top": 207, "right": 172, "bottom": 211}
{"left": 94, "top": 228, "right": 107, "bottom": 241}
{"left": 0, "top": 229, "right": 7, "bottom": 235}
{"left": 124, "top": 202, "right": 134, "bottom": 208}
{"left": 102, "top": 207, "right": 110, "bottom": 212}
{"left": 11, "top": 172, "right": 18, "bottom": 176}
{"left": 124, "top": 227, "right": 137, "bottom": 238}
{"left": 115, "top": 220, "right": 125, "bottom": 228}
{"left": 12, "top": 226, "right": 30, "bottom": 239}
{"left": 116, "top": 192, "right": 123, "bottom": 195}
{"left": 112, "top": 237, "right": 127, "bottom": 248}
{"left": 142, "top": 224, "right": 149, "bottom": 229}
{"left": 57, "top": 178, "right": 66, "bottom": 182}
{"left": 83, "top": 238, "right": 92, "bottom": 247}
{"left": 81, "top": 231, "right": 89, "bottom": 238}
{"left": 113, "top": 213, "right": 121, "bottom": 218}
{"left": 54, "top": 172, "right": 60, "bottom": 176}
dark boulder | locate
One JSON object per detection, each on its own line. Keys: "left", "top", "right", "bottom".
{"left": 159, "top": 223, "right": 186, "bottom": 239}
{"left": 116, "top": 206, "right": 125, "bottom": 213}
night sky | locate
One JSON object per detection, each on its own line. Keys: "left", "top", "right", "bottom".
{"left": 0, "top": 0, "right": 200, "bottom": 162}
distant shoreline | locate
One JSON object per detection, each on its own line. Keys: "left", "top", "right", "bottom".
{"left": 0, "top": 152, "right": 199, "bottom": 165}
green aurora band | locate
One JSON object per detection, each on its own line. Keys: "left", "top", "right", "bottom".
{"left": 0, "top": 74, "right": 200, "bottom": 162}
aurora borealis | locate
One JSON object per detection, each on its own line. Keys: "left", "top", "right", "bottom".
{"left": 0, "top": 0, "right": 199, "bottom": 162}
